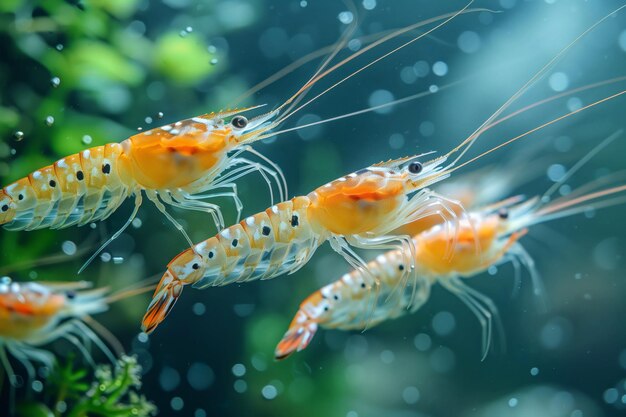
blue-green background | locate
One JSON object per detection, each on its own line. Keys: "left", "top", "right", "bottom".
{"left": 1, "top": 0, "right": 626, "bottom": 416}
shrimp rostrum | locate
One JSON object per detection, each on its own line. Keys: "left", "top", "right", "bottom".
{"left": 275, "top": 164, "right": 626, "bottom": 359}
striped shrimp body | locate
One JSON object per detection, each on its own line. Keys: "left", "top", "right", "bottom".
{"left": 0, "top": 144, "right": 130, "bottom": 231}
{"left": 0, "top": 108, "right": 283, "bottom": 271}
{"left": 142, "top": 196, "right": 321, "bottom": 333}
{"left": 276, "top": 174, "right": 626, "bottom": 359}
{"left": 141, "top": 154, "right": 465, "bottom": 334}
{"left": 275, "top": 247, "right": 430, "bottom": 359}
{"left": 0, "top": 278, "right": 112, "bottom": 386}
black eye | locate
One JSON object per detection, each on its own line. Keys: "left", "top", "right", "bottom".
{"left": 231, "top": 116, "right": 248, "bottom": 129}
{"left": 192, "top": 263, "right": 199, "bottom": 270}
{"left": 66, "top": 291, "right": 76, "bottom": 299}
{"left": 498, "top": 209, "right": 509, "bottom": 220}
{"left": 408, "top": 161, "right": 423, "bottom": 174}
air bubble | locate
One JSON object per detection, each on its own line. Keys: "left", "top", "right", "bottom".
{"left": 338, "top": 11, "right": 354, "bottom": 24}
{"left": 207, "top": 45, "right": 217, "bottom": 54}
{"left": 210, "top": 58, "right": 219, "bottom": 65}
{"left": 192, "top": 302, "right": 206, "bottom": 315}
{"left": 51, "top": 76, "right": 61, "bottom": 88}
{"left": 185, "top": 26, "right": 193, "bottom": 33}
{"left": 232, "top": 363, "right": 246, "bottom": 377}
{"left": 132, "top": 218, "right": 143, "bottom": 228}
{"left": 32, "top": 380, "right": 44, "bottom": 392}
{"left": 432, "top": 61, "right": 448, "bottom": 76}
{"left": 368, "top": 89, "right": 395, "bottom": 114}
{"left": 414, "top": 333, "right": 432, "bottom": 351}
{"left": 362, "top": 0, "right": 376, "bottom": 10}
{"left": 508, "top": 397, "right": 518, "bottom": 407}
{"left": 261, "top": 384, "right": 278, "bottom": 400}
{"left": 113, "top": 256, "right": 124, "bottom": 264}
{"left": 145, "top": 116, "right": 153, "bottom": 124}
{"left": 380, "top": 350, "right": 395, "bottom": 364}
{"left": 170, "top": 396, "right": 184, "bottom": 411}
{"left": 347, "top": 38, "right": 361, "bottom": 52}
{"left": 157, "top": 112, "right": 164, "bottom": 119}
{"left": 61, "top": 240, "right": 77, "bottom": 256}
{"left": 458, "top": 31, "right": 481, "bottom": 53}
{"left": 56, "top": 44, "right": 64, "bottom": 51}
{"left": 547, "top": 164, "right": 566, "bottom": 182}
{"left": 14, "top": 131, "right": 24, "bottom": 141}
{"left": 45, "top": 116, "right": 55, "bottom": 126}
{"left": 432, "top": 311, "right": 456, "bottom": 336}
{"left": 530, "top": 367, "right": 539, "bottom": 376}
{"left": 389, "top": 133, "right": 405, "bottom": 150}
{"left": 549, "top": 72, "right": 569, "bottom": 92}
{"left": 234, "top": 379, "right": 247, "bottom": 393}
{"left": 100, "top": 252, "right": 112, "bottom": 263}
{"left": 402, "top": 386, "right": 420, "bottom": 404}
{"left": 82, "top": 135, "right": 93, "bottom": 145}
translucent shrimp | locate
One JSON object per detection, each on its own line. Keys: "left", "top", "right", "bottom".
{"left": 0, "top": 277, "right": 154, "bottom": 390}
{"left": 0, "top": 5, "right": 482, "bottom": 274}
{"left": 275, "top": 140, "right": 626, "bottom": 360}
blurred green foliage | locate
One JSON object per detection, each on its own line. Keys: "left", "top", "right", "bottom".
{"left": 16, "top": 355, "right": 156, "bottom": 417}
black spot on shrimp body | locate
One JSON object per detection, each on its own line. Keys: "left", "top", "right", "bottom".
{"left": 76, "top": 170, "right": 84, "bottom": 181}
{"left": 262, "top": 226, "right": 271, "bottom": 236}
{"left": 18, "top": 194, "right": 24, "bottom": 201}
{"left": 498, "top": 209, "right": 509, "bottom": 219}
{"left": 398, "top": 264, "right": 404, "bottom": 271}
{"left": 1, "top": 205, "right": 8, "bottom": 212}
{"left": 49, "top": 180, "right": 56, "bottom": 188}
{"left": 355, "top": 168, "right": 370, "bottom": 175}
{"left": 290, "top": 215, "right": 299, "bottom": 227}
{"left": 102, "top": 164, "right": 111, "bottom": 174}
{"left": 232, "top": 239, "right": 238, "bottom": 248}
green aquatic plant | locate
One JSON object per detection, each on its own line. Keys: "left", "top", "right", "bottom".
{"left": 15, "top": 355, "right": 157, "bottom": 417}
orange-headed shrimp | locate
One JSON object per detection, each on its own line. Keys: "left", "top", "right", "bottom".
{"left": 276, "top": 182, "right": 626, "bottom": 359}
{"left": 140, "top": 152, "right": 472, "bottom": 334}
{"left": 275, "top": 136, "right": 626, "bottom": 360}
{"left": 140, "top": 7, "right": 626, "bottom": 334}
{"left": 0, "top": 6, "right": 485, "bottom": 273}
{"left": 0, "top": 279, "right": 111, "bottom": 387}
{"left": 0, "top": 277, "right": 154, "bottom": 389}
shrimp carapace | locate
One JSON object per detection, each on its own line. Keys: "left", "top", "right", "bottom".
{"left": 276, "top": 175, "right": 626, "bottom": 359}
{"left": 141, "top": 155, "right": 464, "bottom": 334}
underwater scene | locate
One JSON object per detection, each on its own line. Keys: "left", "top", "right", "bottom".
{"left": 1, "top": 0, "right": 626, "bottom": 416}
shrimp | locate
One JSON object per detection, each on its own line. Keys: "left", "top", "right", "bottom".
{"left": 275, "top": 133, "right": 626, "bottom": 360}
{"left": 140, "top": 3, "right": 626, "bottom": 334}
{"left": 0, "top": 277, "right": 154, "bottom": 390}
{"left": 0, "top": 6, "right": 484, "bottom": 274}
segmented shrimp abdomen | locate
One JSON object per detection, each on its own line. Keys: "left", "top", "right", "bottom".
{"left": 192, "top": 196, "right": 322, "bottom": 288}
{"left": 0, "top": 144, "right": 134, "bottom": 231}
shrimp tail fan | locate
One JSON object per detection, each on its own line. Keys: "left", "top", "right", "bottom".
{"left": 141, "top": 270, "right": 183, "bottom": 334}
{"left": 274, "top": 311, "right": 318, "bottom": 360}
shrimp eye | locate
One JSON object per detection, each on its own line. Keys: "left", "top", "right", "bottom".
{"left": 231, "top": 115, "right": 248, "bottom": 129}
{"left": 66, "top": 291, "right": 76, "bottom": 299}
{"left": 498, "top": 209, "right": 509, "bottom": 219}
{"left": 408, "top": 161, "right": 423, "bottom": 174}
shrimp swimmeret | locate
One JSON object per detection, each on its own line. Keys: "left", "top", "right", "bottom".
{"left": 274, "top": 137, "right": 626, "bottom": 359}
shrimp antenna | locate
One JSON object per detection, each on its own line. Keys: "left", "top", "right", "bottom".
{"left": 540, "top": 129, "right": 624, "bottom": 203}
{"left": 441, "top": 4, "right": 626, "bottom": 170}
{"left": 274, "top": 2, "right": 487, "bottom": 126}
{"left": 266, "top": 74, "right": 626, "bottom": 140}
{"left": 449, "top": 89, "right": 626, "bottom": 174}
